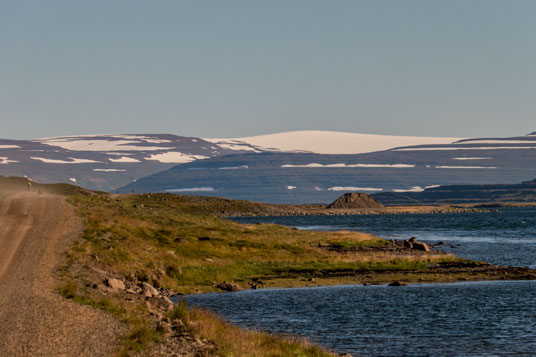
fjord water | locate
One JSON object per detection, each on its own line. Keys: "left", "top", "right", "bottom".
{"left": 185, "top": 208, "right": 536, "bottom": 355}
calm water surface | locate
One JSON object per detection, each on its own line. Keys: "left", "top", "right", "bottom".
{"left": 185, "top": 208, "right": 536, "bottom": 356}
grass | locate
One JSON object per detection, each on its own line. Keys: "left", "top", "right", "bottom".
{"left": 54, "top": 190, "right": 461, "bottom": 355}
{"left": 68, "top": 192, "right": 458, "bottom": 294}
{"left": 187, "top": 307, "right": 333, "bottom": 357}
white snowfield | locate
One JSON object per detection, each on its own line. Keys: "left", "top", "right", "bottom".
{"left": 281, "top": 163, "right": 415, "bottom": 168}
{"left": 0, "top": 157, "right": 19, "bottom": 164}
{"left": 328, "top": 186, "right": 383, "bottom": 192}
{"left": 30, "top": 157, "right": 102, "bottom": 164}
{"left": 205, "top": 130, "right": 463, "bottom": 155}
{"left": 109, "top": 156, "right": 141, "bottom": 163}
{"left": 41, "top": 137, "right": 174, "bottom": 152}
{"left": 145, "top": 152, "right": 209, "bottom": 164}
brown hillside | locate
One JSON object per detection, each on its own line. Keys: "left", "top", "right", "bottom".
{"left": 327, "top": 192, "right": 385, "bottom": 209}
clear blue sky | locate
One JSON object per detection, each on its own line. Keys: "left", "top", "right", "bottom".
{"left": 1, "top": 0, "right": 535, "bottom": 139}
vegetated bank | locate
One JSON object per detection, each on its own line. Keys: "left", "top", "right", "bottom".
{"left": 5, "top": 177, "right": 533, "bottom": 356}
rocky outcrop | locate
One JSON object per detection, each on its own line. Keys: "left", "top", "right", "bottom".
{"left": 327, "top": 193, "right": 385, "bottom": 209}
{"left": 403, "top": 237, "right": 430, "bottom": 252}
{"left": 216, "top": 281, "right": 242, "bottom": 292}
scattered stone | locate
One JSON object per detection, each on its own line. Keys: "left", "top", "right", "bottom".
{"left": 409, "top": 237, "right": 417, "bottom": 243}
{"left": 450, "top": 245, "right": 457, "bottom": 248}
{"left": 403, "top": 240, "right": 413, "bottom": 249}
{"left": 105, "top": 277, "right": 126, "bottom": 291}
{"left": 363, "top": 282, "right": 371, "bottom": 286}
{"left": 388, "top": 281, "right": 407, "bottom": 287}
{"left": 198, "top": 236, "right": 210, "bottom": 241}
{"left": 156, "top": 321, "right": 172, "bottom": 334}
{"left": 126, "top": 289, "right": 136, "bottom": 294}
{"left": 412, "top": 242, "right": 430, "bottom": 252}
{"left": 141, "top": 282, "right": 160, "bottom": 297}
{"left": 216, "top": 281, "right": 242, "bottom": 292}
{"left": 94, "top": 283, "right": 108, "bottom": 292}
{"left": 203, "top": 258, "right": 214, "bottom": 262}
{"left": 437, "top": 241, "right": 445, "bottom": 246}
{"left": 307, "top": 277, "right": 316, "bottom": 282}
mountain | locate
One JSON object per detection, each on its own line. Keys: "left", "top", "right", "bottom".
{"left": 3, "top": 130, "right": 536, "bottom": 202}
{"left": 118, "top": 132, "right": 536, "bottom": 203}
{"left": 0, "top": 134, "right": 260, "bottom": 191}
{"left": 204, "top": 130, "right": 462, "bottom": 155}
{"left": 0, "top": 131, "right": 460, "bottom": 192}
{"left": 372, "top": 179, "right": 536, "bottom": 205}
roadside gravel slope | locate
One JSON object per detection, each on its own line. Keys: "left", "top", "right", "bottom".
{"left": 0, "top": 189, "right": 122, "bottom": 356}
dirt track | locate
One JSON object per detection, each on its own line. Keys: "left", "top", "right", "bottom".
{"left": 0, "top": 190, "right": 121, "bottom": 356}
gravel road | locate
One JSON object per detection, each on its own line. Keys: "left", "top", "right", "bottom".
{"left": 0, "top": 189, "right": 122, "bottom": 356}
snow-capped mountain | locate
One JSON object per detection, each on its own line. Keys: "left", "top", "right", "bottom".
{"left": 119, "top": 132, "right": 536, "bottom": 203}
{"left": 0, "top": 134, "right": 259, "bottom": 191}
{"left": 204, "top": 130, "right": 463, "bottom": 155}
{"left": 2, "top": 131, "right": 536, "bottom": 202}
{"left": 0, "top": 131, "right": 461, "bottom": 191}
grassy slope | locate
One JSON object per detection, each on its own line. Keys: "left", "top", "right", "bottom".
{"left": 72, "top": 192, "right": 458, "bottom": 294}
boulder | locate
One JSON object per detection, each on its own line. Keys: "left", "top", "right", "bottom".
{"left": 412, "top": 242, "right": 430, "bottom": 252}
{"left": 105, "top": 277, "right": 126, "bottom": 291}
{"left": 388, "top": 281, "right": 407, "bottom": 287}
{"left": 403, "top": 240, "right": 413, "bottom": 249}
{"left": 141, "top": 282, "right": 159, "bottom": 297}
{"left": 216, "top": 281, "right": 242, "bottom": 292}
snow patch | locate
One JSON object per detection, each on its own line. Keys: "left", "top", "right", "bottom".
{"left": 31, "top": 157, "right": 101, "bottom": 164}
{"left": 281, "top": 163, "right": 414, "bottom": 168}
{"left": 328, "top": 186, "right": 383, "bottom": 192}
{"left": 0, "top": 145, "right": 20, "bottom": 149}
{"left": 455, "top": 140, "right": 536, "bottom": 145}
{"left": 287, "top": 186, "right": 297, "bottom": 190}
{"left": 145, "top": 152, "right": 209, "bottom": 163}
{"left": 0, "top": 157, "right": 19, "bottom": 164}
{"left": 40, "top": 138, "right": 174, "bottom": 152}
{"left": 109, "top": 156, "right": 141, "bottom": 163}
{"left": 69, "top": 177, "right": 77, "bottom": 183}
{"left": 93, "top": 169, "right": 127, "bottom": 172}
{"left": 165, "top": 187, "right": 215, "bottom": 192}
{"left": 396, "top": 146, "right": 536, "bottom": 151}
{"left": 393, "top": 186, "right": 425, "bottom": 193}
{"left": 218, "top": 165, "right": 249, "bottom": 170}
{"left": 435, "top": 165, "right": 497, "bottom": 169}
{"left": 215, "top": 142, "right": 260, "bottom": 152}
{"left": 205, "top": 130, "right": 462, "bottom": 155}
{"left": 452, "top": 157, "right": 492, "bottom": 160}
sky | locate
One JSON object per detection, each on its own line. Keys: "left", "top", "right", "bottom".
{"left": 1, "top": 0, "right": 535, "bottom": 139}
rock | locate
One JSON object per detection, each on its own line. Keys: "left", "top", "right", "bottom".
{"left": 105, "top": 278, "right": 126, "bottom": 291}
{"left": 216, "top": 281, "right": 242, "bottom": 292}
{"left": 203, "top": 258, "right": 214, "bottom": 262}
{"left": 437, "top": 241, "right": 445, "bottom": 246}
{"left": 388, "top": 281, "right": 407, "bottom": 287}
{"left": 141, "top": 282, "right": 159, "bottom": 297}
{"left": 160, "top": 296, "right": 174, "bottom": 311}
{"left": 409, "top": 237, "right": 417, "bottom": 243}
{"left": 403, "top": 240, "right": 413, "bottom": 249}
{"left": 94, "top": 283, "right": 108, "bottom": 292}
{"left": 412, "top": 242, "right": 430, "bottom": 252}
{"left": 327, "top": 192, "right": 385, "bottom": 209}
{"left": 156, "top": 321, "right": 172, "bottom": 334}
{"left": 363, "top": 282, "right": 371, "bottom": 286}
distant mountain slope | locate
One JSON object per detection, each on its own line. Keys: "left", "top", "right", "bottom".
{"left": 0, "top": 131, "right": 460, "bottom": 191}
{"left": 118, "top": 133, "right": 536, "bottom": 203}
{"left": 0, "top": 134, "right": 258, "bottom": 191}
{"left": 204, "top": 130, "right": 462, "bottom": 155}
{"left": 373, "top": 179, "right": 536, "bottom": 205}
